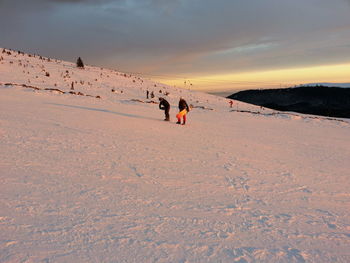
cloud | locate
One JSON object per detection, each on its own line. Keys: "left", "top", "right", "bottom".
{"left": 1, "top": 0, "right": 350, "bottom": 76}
{"left": 49, "top": 0, "right": 118, "bottom": 4}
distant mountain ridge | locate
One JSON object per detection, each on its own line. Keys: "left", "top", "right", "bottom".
{"left": 228, "top": 86, "right": 350, "bottom": 119}
{"left": 301, "top": 82, "right": 350, "bottom": 88}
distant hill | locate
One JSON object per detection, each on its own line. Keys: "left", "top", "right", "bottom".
{"left": 228, "top": 86, "right": 350, "bottom": 118}
{"left": 302, "top": 82, "right": 350, "bottom": 88}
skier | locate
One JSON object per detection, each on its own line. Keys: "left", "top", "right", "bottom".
{"left": 176, "top": 97, "right": 190, "bottom": 125}
{"left": 229, "top": 100, "right": 233, "bottom": 108}
{"left": 159, "top": 97, "right": 170, "bottom": 121}
{"left": 146, "top": 90, "right": 149, "bottom": 99}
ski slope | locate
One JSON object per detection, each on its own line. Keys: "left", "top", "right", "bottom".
{"left": 1, "top": 48, "right": 350, "bottom": 262}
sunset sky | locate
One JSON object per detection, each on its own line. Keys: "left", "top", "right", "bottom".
{"left": 1, "top": 0, "right": 350, "bottom": 92}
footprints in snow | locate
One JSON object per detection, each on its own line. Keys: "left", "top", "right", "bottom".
{"left": 226, "top": 176, "right": 250, "bottom": 192}
{"left": 130, "top": 165, "right": 143, "bottom": 177}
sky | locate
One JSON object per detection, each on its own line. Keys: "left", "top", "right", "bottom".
{"left": 1, "top": 0, "right": 350, "bottom": 92}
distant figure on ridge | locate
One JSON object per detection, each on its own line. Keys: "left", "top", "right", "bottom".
{"left": 151, "top": 91, "right": 155, "bottom": 98}
{"left": 159, "top": 97, "right": 170, "bottom": 121}
{"left": 146, "top": 90, "right": 149, "bottom": 99}
{"left": 229, "top": 100, "right": 233, "bottom": 108}
{"left": 176, "top": 97, "right": 190, "bottom": 125}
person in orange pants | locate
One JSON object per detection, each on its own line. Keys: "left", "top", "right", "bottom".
{"left": 176, "top": 97, "right": 190, "bottom": 125}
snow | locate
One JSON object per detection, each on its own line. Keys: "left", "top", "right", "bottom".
{"left": 1, "top": 48, "right": 350, "bottom": 262}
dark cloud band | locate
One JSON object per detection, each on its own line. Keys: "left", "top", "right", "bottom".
{"left": 1, "top": 0, "right": 350, "bottom": 76}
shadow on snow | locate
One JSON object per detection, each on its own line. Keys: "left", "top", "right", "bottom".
{"left": 47, "top": 103, "right": 159, "bottom": 121}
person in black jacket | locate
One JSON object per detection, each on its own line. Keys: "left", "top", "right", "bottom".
{"left": 159, "top": 97, "right": 170, "bottom": 121}
{"left": 176, "top": 97, "right": 190, "bottom": 125}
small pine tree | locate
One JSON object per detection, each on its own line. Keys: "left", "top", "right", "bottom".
{"left": 76, "top": 57, "right": 84, "bottom": 68}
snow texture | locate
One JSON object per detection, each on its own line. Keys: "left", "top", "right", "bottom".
{"left": 1, "top": 48, "right": 350, "bottom": 262}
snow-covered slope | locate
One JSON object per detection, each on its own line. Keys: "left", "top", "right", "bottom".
{"left": 1, "top": 48, "right": 350, "bottom": 262}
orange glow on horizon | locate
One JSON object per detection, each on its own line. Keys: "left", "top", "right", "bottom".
{"left": 156, "top": 63, "right": 350, "bottom": 91}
